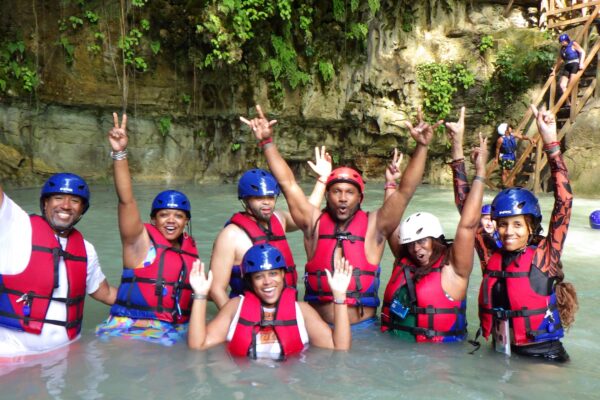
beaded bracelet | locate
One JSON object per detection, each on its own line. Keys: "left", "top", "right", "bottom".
{"left": 258, "top": 137, "right": 273, "bottom": 148}
{"left": 110, "top": 149, "right": 128, "bottom": 161}
{"left": 384, "top": 182, "right": 398, "bottom": 190}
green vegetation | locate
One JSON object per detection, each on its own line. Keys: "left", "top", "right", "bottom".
{"left": 416, "top": 62, "right": 475, "bottom": 121}
{"left": 477, "top": 44, "right": 555, "bottom": 123}
{"left": 478, "top": 35, "right": 494, "bottom": 54}
{"left": 157, "top": 116, "right": 172, "bottom": 137}
{"left": 0, "top": 40, "right": 38, "bottom": 94}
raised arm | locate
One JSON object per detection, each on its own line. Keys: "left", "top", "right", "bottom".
{"left": 240, "top": 105, "right": 320, "bottom": 235}
{"left": 107, "top": 113, "right": 150, "bottom": 267}
{"left": 446, "top": 107, "right": 469, "bottom": 213}
{"left": 374, "top": 108, "right": 440, "bottom": 239}
{"left": 188, "top": 260, "right": 234, "bottom": 350}
{"left": 279, "top": 145, "right": 332, "bottom": 232}
{"left": 529, "top": 105, "right": 573, "bottom": 276}
{"left": 300, "top": 257, "right": 352, "bottom": 350}
{"left": 449, "top": 133, "right": 488, "bottom": 279}
{"left": 383, "top": 148, "right": 403, "bottom": 201}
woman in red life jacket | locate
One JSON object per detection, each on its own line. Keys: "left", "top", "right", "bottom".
{"left": 96, "top": 113, "right": 199, "bottom": 346}
{"left": 381, "top": 121, "right": 488, "bottom": 342}
{"left": 188, "top": 244, "right": 352, "bottom": 360}
{"left": 478, "top": 105, "right": 578, "bottom": 362}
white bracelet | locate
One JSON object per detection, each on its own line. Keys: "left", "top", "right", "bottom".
{"left": 192, "top": 293, "right": 207, "bottom": 300}
{"left": 333, "top": 298, "right": 346, "bottom": 305}
{"left": 110, "top": 149, "right": 128, "bottom": 160}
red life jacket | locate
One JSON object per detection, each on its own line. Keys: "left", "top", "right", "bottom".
{"left": 228, "top": 287, "right": 304, "bottom": 360}
{"left": 479, "top": 247, "right": 564, "bottom": 345}
{"left": 0, "top": 215, "right": 88, "bottom": 340}
{"left": 229, "top": 212, "right": 297, "bottom": 288}
{"left": 381, "top": 254, "right": 467, "bottom": 342}
{"left": 110, "top": 223, "right": 198, "bottom": 324}
{"left": 304, "top": 210, "right": 380, "bottom": 308}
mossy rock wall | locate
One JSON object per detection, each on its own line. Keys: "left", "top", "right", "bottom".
{"left": 1, "top": 1, "right": 596, "bottom": 196}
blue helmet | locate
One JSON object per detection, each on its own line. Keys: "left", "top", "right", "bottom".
{"left": 590, "top": 210, "right": 600, "bottom": 230}
{"left": 40, "top": 173, "right": 90, "bottom": 214}
{"left": 481, "top": 204, "right": 492, "bottom": 215}
{"left": 491, "top": 187, "right": 541, "bottom": 221}
{"left": 237, "top": 169, "right": 280, "bottom": 199}
{"left": 241, "top": 244, "right": 286, "bottom": 276}
{"left": 558, "top": 33, "right": 570, "bottom": 43}
{"left": 151, "top": 190, "right": 191, "bottom": 218}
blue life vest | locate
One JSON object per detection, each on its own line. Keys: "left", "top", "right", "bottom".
{"left": 500, "top": 135, "right": 517, "bottom": 159}
{"left": 560, "top": 41, "right": 579, "bottom": 62}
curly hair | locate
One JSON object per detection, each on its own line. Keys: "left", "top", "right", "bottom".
{"left": 529, "top": 229, "right": 579, "bottom": 330}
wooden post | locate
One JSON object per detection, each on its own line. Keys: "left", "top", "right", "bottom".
{"left": 596, "top": 51, "right": 600, "bottom": 98}
{"left": 504, "top": 0, "right": 515, "bottom": 17}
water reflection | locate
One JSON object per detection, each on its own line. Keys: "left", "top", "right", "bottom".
{"left": 1, "top": 184, "right": 599, "bottom": 399}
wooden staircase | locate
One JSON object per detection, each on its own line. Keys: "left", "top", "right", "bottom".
{"left": 485, "top": 3, "right": 600, "bottom": 192}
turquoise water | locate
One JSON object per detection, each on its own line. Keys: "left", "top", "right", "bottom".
{"left": 1, "top": 183, "right": 599, "bottom": 399}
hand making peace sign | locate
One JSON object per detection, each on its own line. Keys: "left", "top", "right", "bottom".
{"left": 108, "top": 113, "right": 128, "bottom": 152}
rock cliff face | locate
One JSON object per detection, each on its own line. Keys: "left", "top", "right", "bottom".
{"left": 0, "top": 1, "right": 597, "bottom": 196}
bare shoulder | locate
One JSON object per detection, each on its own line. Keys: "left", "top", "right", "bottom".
{"left": 217, "top": 223, "right": 247, "bottom": 242}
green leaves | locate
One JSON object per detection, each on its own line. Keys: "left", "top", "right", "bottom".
{"left": 318, "top": 60, "right": 335, "bottom": 83}
{"left": 479, "top": 35, "right": 494, "bottom": 54}
{"left": 157, "top": 117, "right": 172, "bottom": 137}
{"left": 0, "top": 40, "right": 38, "bottom": 94}
{"left": 416, "top": 62, "right": 474, "bottom": 121}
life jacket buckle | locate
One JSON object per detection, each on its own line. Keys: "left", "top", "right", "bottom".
{"left": 492, "top": 307, "right": 508, "bottom": 320}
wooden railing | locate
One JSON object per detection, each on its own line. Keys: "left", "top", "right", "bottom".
{"left": 485, "top": 4, "right": 600, "bottom": 191}
{"left": 543, "top": 0, "right": 600, "bottom": 29}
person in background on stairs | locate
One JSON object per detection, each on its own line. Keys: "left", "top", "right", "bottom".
{"left": 477, "top": 104, "right": 578, "bottom": 363}
{"left": 552, "top": 33, "right": 586, "bottom": 107}
{"left": 493, "top": 122, "right": 532, "bottom": 188}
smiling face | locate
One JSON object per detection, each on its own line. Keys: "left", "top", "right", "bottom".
{"left": 326, "top": 182, "right": 361, "bottom": 222}
{"left": 250, "top": 269, "right": 286, "bottom": 306}
{"left": 151, "top": 209, "right": 189, "bottom": 245}
{"left": 496, "top": 215, "right": 531, "bottom": 252}
{"left": 244, "top": 196, "right": 276, "bottom": 224}
{"left": 43, "top": 194, "right": 85, "bottom": 236}
{"left": 480, "top": 214, "right": 496, "bottom": 235}
{"left": 406, "top": 237, "right": 434, "bottom": 268}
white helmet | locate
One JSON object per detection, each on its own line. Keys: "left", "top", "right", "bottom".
{"left": 399, "top": 212, "right": 444, "bottom": 245}
{"left": 497, "top": 123, "right": 508, "bottom": 136}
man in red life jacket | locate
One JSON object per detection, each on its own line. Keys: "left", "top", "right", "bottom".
{"left": 240, "top": 105, "right": 438, "bottom": 326}
{"left": 0, "top": 174, "right": 116, "bottom": 357}
{"left": 210, "top": 151, "right": 331, "bottom": 309}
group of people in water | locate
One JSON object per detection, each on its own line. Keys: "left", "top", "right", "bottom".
{"left": 0, "top": 101, "right": 577, "bottom": 363}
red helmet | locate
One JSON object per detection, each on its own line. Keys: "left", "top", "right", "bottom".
{"left": 326, "top": 167, "right": 365, "bottom": 193}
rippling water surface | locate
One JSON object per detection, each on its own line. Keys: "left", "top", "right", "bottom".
{"left": 1, "top": 183, "right": 599, "bottom": 399}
